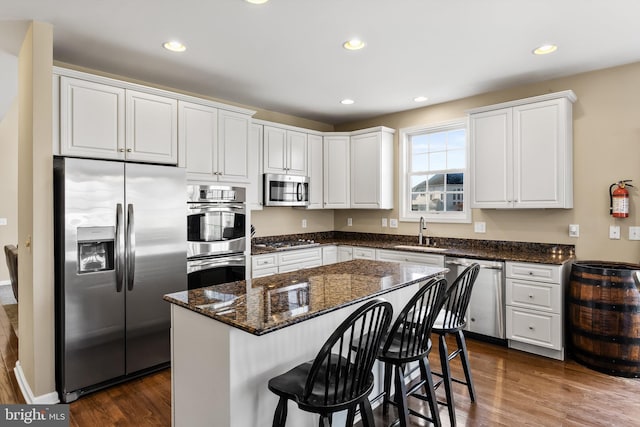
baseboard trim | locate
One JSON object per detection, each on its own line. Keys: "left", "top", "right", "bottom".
{"left": 14, "top": 361, "right": 60, "bottom": 404}
{"left": 0, "top": 280, "right": 10, "bottom": 286}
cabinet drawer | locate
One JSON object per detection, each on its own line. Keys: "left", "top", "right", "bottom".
{"left": 252, "top": 254, "right": 277, "bottom": 270}
{"left": 353, "top": 247, "right": 376, "bottom": 260}
{"left": 506, "top": 262, "right": 561, "bottom": 283}
{"left": 506, "top": 306, "right": 561, "bottom": 350}
{"left": 278, "top": 247, "right": 322, "bottom": 266}
{"left": 252, "top": 266, "right": 278, "bottom": 278}
{"left": 506, "top": 278, "right": 561, "bottom": 313}
{"left": 278, "top": 259, "right": 322, "bottom": 273}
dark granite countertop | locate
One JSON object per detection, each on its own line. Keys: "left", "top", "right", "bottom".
{"left": 164, "top": 259, "right": 446, "bottom": 336}
{"left": 252, "top": 232, "right": 575, "bottom": 265}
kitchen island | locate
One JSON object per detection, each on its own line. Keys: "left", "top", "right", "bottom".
{"left": 164, "top": 259, "right": 447, "bottom": 427}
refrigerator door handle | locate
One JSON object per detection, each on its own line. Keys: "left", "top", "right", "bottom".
{"left": 115, "top": 203, "right": 125, "bottom": 292}
{"left": 127, "top": 203, "right": 136, "bottom": 291}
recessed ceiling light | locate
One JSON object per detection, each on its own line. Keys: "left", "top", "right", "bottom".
{"left": 245, "top": 0, "right": 269, "bottom": 4}
{"left": 533, "top": 44, "right": 558, "bottom": 55}
{"left": 343, "top": 39, "right": 365, "bottom": 51}
{"left": 414, "top": 96, "right": 429, "bottom": 103}
{"left": 163, "top": 40, "right": 186, "bottom": 52}
{"left": 341, "top": 99, "right": 355, "bottom": 105}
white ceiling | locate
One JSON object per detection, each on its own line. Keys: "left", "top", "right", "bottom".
{"left": 2, "top": 0, "right": 640, "bottom": 125}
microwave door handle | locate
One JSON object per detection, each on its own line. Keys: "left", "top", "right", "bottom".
{"left": 127, "top": 203, "right": 136, "bottom": 291}
{"left": 296, "top": 183, "right": 302, "bottom": 201}
{"left": 115, "top": 203, "right": 124, "bottom": 292}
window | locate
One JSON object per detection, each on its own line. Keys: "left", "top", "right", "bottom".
{"left": 399, "top": 119, "right": 470, "bottom": 223}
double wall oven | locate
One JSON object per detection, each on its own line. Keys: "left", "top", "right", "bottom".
{"left": 187, "top": 185, "right": 247, "bottom": 290}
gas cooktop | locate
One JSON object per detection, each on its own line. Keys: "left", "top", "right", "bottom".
{"left": 254, "top": 240, "right": 319, "bottom": 250}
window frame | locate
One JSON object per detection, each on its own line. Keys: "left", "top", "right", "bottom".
{"left": 399, "top": 118, "right": 471, "bottom": 224}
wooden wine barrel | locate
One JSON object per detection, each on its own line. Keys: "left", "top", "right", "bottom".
{"left": 568, "top": 261, "right": 640, "bottom": 377}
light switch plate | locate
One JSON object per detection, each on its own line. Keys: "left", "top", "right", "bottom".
{"left": 474, "top": 222, "right": 486, "bottom": 233}
{"left": 381, "top": 218, "right": 388, "bottom": 227}
{"left": 569, "top": 224, "right": 579, "bottom": 237}
{"left": 389, "top": 218, "right": 398, "bottom": 228}
{"left": 0, "top": 218, "right": 6, "bottom": 226}
{"left": 301, "top": 219, "right": 307, "bottom": 228}
{"left": 629, "top": 226, "right": 640, "bottom": 240}
{"left": 609, "top": 225, "right": 621, "bottom": 239}
{"left": 347, "top": 218, "right": 353, "bottom": 227}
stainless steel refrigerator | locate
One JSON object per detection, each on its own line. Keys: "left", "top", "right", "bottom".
{"left": 54, "top": 157, "right": 186, "bottom": 402}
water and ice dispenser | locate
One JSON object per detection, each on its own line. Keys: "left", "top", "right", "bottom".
{"left": 77, "top": 226, "right": 115, "bottom": 273}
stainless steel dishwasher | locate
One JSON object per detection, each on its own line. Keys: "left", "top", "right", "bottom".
{"left": 445, "top": 257, "right": 505, "bottom": 340}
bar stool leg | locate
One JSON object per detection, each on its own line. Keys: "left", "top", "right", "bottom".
{"left": 439, "top": 334, "right": 457, "bottom": 427}
{"left": 359, "top": 399, "right": 375, "bottom": 427}
{"left": 273, "top": 397, "right": 288, "bottom": 427}
{"left": 393, "top": 364, "right": 410, "bottom": 427}
{"left": 456, "top": 329, "right": 476, "bottom": 402}
{"left": 382, "top": 361, "right": 392, "bottom": 415}
{"left": 418, "top": 356, "right": 442, "bottom": 427}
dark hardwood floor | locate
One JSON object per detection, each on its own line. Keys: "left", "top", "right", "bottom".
{"left": 1, "top": 303, "right": 639, "bottom": 426}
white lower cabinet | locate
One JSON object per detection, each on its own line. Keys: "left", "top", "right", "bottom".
{"left": 337, "top": 246, "right": 353, "bottom": 262}
{"left": 353, "top": 247, "right": 376, "bottom": 260}
{"left": 505, "top": 261, "right": 569, "bottom": 360}
{"left": 251, "top": 247, "right": 323, "bottom": 278}
{"left": 322, "top": 245, "right": 338, "bottom": 265}
{"left": 251, "top": 253, "right": 278, "bottom": 278}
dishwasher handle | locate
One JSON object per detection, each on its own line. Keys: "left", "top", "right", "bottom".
{"left": 446, "top": 259, "right": 503, "bottom": 270}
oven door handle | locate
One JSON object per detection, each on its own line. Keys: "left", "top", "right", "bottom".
{"left": 188, "top": 204, "right": 245, "bottom": 213}
{"left": 188, "top": 256, "right": 246, "bottom": 274}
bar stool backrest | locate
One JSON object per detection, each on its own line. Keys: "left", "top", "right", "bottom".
{"left": 303, "top": 298, "right": 393, "bottom": 407}
{"left": 381, "top": 278, "right": 448, "bottom": 362}
{"left": 440, "top": 263, "right": 480, "bottom": 331}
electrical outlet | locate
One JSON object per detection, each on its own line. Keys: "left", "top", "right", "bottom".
{"left": 629, "top": 226, "right": 640, "bottom": 240}
{"left": 301, "top": 219, "right": 307, "bottom": 228}
{"left": 0, "top": 218, "right": 6, "bottom": 226}
{"left": 474, "top": 222, "right": 486, "bottom": 233}
{"left": 389, "top": 218, "right": 398, "bottom": 228}
{"left": 347, "top": 218, "right": 353, "bottom": 227}
{"left": 609, "top": 225, "right": 621, "bottom": 239}
{"left": 381, "top": 218, "right": 388, "bottom": 227}
{"left": 569, "top": 224, "right": 579, "bottom": 237}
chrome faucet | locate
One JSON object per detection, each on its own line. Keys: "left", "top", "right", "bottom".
{"left": 418, "top": 216, "right": 428, "bottom": 245}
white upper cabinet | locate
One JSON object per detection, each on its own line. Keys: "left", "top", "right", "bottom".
{"left": 306, "top": 133, "right": 324, "bottom": 209}
{"left": 60, "top": 76, "right": 126, "bottom": 160}
{"left": 179, "top": 101, "right": 250, "bottom": 183}
{"left": 263, "top": 125, "right": 307, "bottom": 175}
{"left": 469, "top": 91, "right": 576, "bottom": 209}
{"left": 217, "top": 110, "right": 250, "bottom": 182}
{"left": 350, "top": 128, "right": 394, "bottom": 209}
{"left": 126, "top": 90, "right": 178, "bottom": 164}
{"left": 56, "top": 68, "right": 255, "bottom": 168}
{"left": 323, "top": 134, "right": 351, "bottom": 209}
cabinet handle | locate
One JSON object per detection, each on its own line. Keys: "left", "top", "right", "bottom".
{"left": 471, "top": 317, "right": 476, "bottom": 322}
{"left": 119, "top": 148, "right": 125, "bottom": 152}
{"left": 528, "top": 271, "right": 533, "bottom": 275}
{"left": 528, "top": 325, "right": 535, "bottom": 330}
{"left": 127, "top": 148, "right": 132, "bottom": 152}
{"left": 528, "top": 294, "right": 534, "bottom": 299}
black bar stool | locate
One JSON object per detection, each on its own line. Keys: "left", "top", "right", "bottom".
{"left": 267, "top": 298, "right": 393, "bottom": 427}
{"left": 377, "top": 277, "right": 448, "bottom": 427}
{"left": 431, "top": 263, "right": 480, "bottom": 427}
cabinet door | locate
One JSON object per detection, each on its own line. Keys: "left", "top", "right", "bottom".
{"left": 126, "top": 90, "right": 178, "bottom": 164}
{"left": 337, "top": 246, "right": 353, "bottom": 262}
{"left": 470, "top": 108, "right": 512, "bottom": 208}
{"left": 324, "top": 135, "right": 350, "bottom": 209}
{"left": 218, "top": 110, "right": 250, "bottom": 182}
{"left": 263, "top": 126, "right": 287, "bottom": 174}
{"left": 60, "top": 76, "right": 125, "bottom": 160}
{"left": 351, "top": 132, "right": 380, "bottom": 208}
{"left": 306, "top": 134, "right": 324, "bottom": 209}
{"left": 513, "top": 99, "right": 570, "bottom": 208}
{"left": 287, "top": 130, "right": 308, "bottom": 175}
{"left": 178, "top": 101, "right": 217, "bottom": 178}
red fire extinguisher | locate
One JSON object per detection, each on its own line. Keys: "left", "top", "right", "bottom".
{"left": 609, "top": 180, "right": 634, "bottom": 218}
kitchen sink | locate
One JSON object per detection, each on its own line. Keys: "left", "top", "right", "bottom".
{"left": 393, "top": 245, "right": 449, "bottom": 253}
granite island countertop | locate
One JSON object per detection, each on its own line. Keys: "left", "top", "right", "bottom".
{"left": 164, "top": 259, "right": 446, "bottom": 335}
{"left": 252, "top": 232, "right": 575, "bottom": 265}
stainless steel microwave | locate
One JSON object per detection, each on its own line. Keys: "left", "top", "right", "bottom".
{"left": 263, "top": 174, "right": 310, "bottom": 207}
